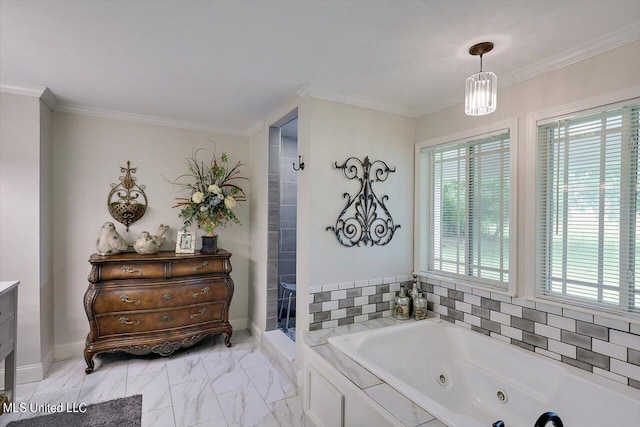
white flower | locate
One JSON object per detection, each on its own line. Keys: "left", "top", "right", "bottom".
{"left": 208, "top": 184, "right": 221, "bottom": 194}
{"left": 200, "top": 205, "right": 207, "bottom": 212}
{"left": 224, "top": 196, "right": 236, "bottom": 209}
{"left": 191, "top": 192, "right": 204, "bottom": 203}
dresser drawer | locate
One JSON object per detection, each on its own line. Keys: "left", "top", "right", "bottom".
{"left": 96, "top": 301, "right": 225, "bottom": 337}
{"left": 170, "top": 257, "right": 230, "bottom": 277}
{"left": 98, "top": 262, "right": 166, "bottom": 281}
{"left": 92, "top": 279, "right": 230, "bottom": 314}
{"left": 0, "top": 292, "right": 15, "bottom": 327}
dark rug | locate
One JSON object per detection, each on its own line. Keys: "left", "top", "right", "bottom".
{"left": 7, "top": 394, "right": 142, "bottom": 427}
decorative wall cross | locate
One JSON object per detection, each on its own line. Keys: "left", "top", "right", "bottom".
{"left": 326, "top": 156, "right": 400, "bottom": 247}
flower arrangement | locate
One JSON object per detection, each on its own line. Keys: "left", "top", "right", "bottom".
{"left": 171, "top": 147, "right": 246, "bottom": 236}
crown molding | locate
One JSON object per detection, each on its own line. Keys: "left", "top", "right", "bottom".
{"left": 413, "top": 22, "right": 640, "bottom": 118}
{"left": 4, "top": 24, "right": 636, "bottom": 133}
{"left": 246, "top": 120, "right": 265, "bottom": 137}
{"left": 297, "top": 84, "right": 415, "bottom": 118}
{"left": 0, "top": 84, "right": 59, "bottom": 110}
{"left": 296, "top": 84, "right": 311, "bottom": 100}
{"left": 499, "top": 21, "right": 640, "bottom": 93}
{"left": 54, "top": 103, "right": 252, "bottom": 137}
{"left": 303, "top": 24, "right": 640, "bottom": 119}
{"left": 40, "top": 88, "right": 59, "bottom": 110}
{"left": 0, "top": 83, "right": 44, "bottom": 97}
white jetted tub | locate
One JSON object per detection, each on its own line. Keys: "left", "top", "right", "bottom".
{"left": 328, "top": 319, "right": 640, "bottom": 427}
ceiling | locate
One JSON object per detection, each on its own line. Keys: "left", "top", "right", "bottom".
{"left": 1, "top": 0, "right": 639, "bottom": 136}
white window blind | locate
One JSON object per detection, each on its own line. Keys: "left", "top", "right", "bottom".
{"left": 421, "top": 131, "right": 510, "bottom": 289}
{"left": 536, "top": 102, "right": 640, "bottom": 315}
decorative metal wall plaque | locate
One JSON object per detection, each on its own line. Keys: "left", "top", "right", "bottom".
{"left": 107, "top": 161, "right": 148, "bottom": 231}
{"left": 326, "top": 156, "right": 400, "bottom": 247}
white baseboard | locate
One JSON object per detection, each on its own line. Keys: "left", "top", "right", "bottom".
{"left": 249, "top": 320, "right": 263, "bottom": 344}
{"left": 42, "top": 346, "right": 55, "bottom": 378}
{"left": 54, "top": 341, "right": 85, "bottom": 361}
{"left": 230, "top": 317, "right": 248, "bottom": 331}
{"left": 0, "top": 363, "right": 44, "bottom": 385}
{"left": 0, "top": 346, "right": 56, "bottom": 385}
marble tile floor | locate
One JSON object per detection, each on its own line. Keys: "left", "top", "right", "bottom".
{"left": 0, "top": 330, "right": 304, "bottom": 427}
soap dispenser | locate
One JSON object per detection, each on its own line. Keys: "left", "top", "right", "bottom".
{"left": 393, "top": 287, "right": 411, "bottom": 320}
{"left": 413, "top": 292, "right": 428, "bottom": 320}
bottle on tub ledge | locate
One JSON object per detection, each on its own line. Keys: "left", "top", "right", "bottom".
{"left": 413, "top": 292, "right": 428, "bottom": 320}
{"left": 393, "top": 287, "right": 411, "bottom": 320}
{"left": 409, "top": 276, "right": 419, "bottom": 316}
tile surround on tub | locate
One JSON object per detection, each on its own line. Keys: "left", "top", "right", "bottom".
{"left": 308, "top": 276, "right": 413, "bottom": 331}
{"left": 308, "top": 273, "right": 640, "bottom": 389}
{"left": 415, "top": 276, "right": 640, "bottom": 390}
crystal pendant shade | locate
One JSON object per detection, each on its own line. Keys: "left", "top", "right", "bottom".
{"left": 465, "top": 70, "right": 497, "bottom": 116}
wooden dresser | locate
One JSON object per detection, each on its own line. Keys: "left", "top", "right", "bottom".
{"left": 83, "top": 250, "right": 234, "bottom": 374}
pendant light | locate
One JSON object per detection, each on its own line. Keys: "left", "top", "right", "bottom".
{"left": 465, "top": 42, "right": 497, "bottom": 116}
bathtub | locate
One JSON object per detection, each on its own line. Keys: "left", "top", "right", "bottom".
{"left": 328, "top": 319, "right": 640, "bottom": 427}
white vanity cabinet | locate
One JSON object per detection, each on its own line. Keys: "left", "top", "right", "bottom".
{"left": 303, "top": 345, "right": 402, "bottom": 427}
{"left": 0, "top": 281, "right": 18, "bottom": 403}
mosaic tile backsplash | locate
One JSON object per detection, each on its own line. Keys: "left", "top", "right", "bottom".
{"left": 308, "top": 274, "right": 640, "bottom": 390}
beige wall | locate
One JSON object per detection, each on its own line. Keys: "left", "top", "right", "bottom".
{"left": 52, "top": 112, "right": 250, "bottom": 358}
{"left": 0, "top": 92, "right": 50, "bottom": 382}
{"left": 415, "top": 40, "right": 640, "bottom": 296}
{"left": 303, "top": 98, "right": 416, "bottom": 285}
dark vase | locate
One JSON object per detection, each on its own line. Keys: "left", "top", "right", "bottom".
{"left": 200, "top": 235, "right": 218, "bottom": 253}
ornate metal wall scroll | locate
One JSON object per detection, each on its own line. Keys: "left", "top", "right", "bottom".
{"left": 326, "top": 156, "right": 400, "bottom": 247}
{"left": 107, "top": 161, "right": 148, "bottom": 231}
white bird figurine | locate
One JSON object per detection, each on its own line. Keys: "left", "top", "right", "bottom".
{"left": 134, "top": 224, "right": 169, "bottom": 255}
{"left": 96, "top": 222, "right": 129, "bottom": 255}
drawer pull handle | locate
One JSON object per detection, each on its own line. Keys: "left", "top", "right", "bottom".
{"left": 121, "top": 265, "right": 142, "bottom": 276}
{"left": 192, "top": 261, "right": 209, "bottom": 272}
{"left": 192, "top": 287, "right": 210, "bottom": 298}
{"left": 162, "top": 294, "right": 173, "bottom": 301}
{"left": 161, "top": 315, "right": 172, "bottom": 322}
{"left": 120, "top": 295, "right": 141, "bottom": 305}
{"left": 119, "top": 317, "right": 140, "bottom": 326}
{"left": 190, "top": 307, "right": 207, "bottom": 319}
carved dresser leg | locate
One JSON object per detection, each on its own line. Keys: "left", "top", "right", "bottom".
{"left": 84, "top": 349, "right": 95, "bottom": 374}
{"left": 224, "top": 326, "right": 233, "bottom": 347}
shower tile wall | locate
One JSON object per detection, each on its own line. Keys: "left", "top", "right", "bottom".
{"left": 279, "top": 136, "right": 297, "bottom": 288}
{"left": 266, "top": 127, "right": 280, "bottom": 331}
{"left": 267, "top": 130, "right": 298, "bottom": 331}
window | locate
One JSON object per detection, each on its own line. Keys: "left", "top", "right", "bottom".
{"left": 419, "top": 129, "right": 512, "bottom": 290}
{"left": 536, "top": 102, "right": 640, "bottom": 315}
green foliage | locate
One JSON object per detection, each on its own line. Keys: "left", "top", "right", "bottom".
{"left": 169, "top": 145, "right": 247, "bottom": 235}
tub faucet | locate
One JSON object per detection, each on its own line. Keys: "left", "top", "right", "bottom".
{"left": 534, "top": 412, "right": 563, "bottom": 427}
{"left": 492, "top": 421, "right": 505, "bottom": 427}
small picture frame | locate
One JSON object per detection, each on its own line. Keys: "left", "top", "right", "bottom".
{"left": 175, "top": 230, "right": 196, "bottom": 254}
